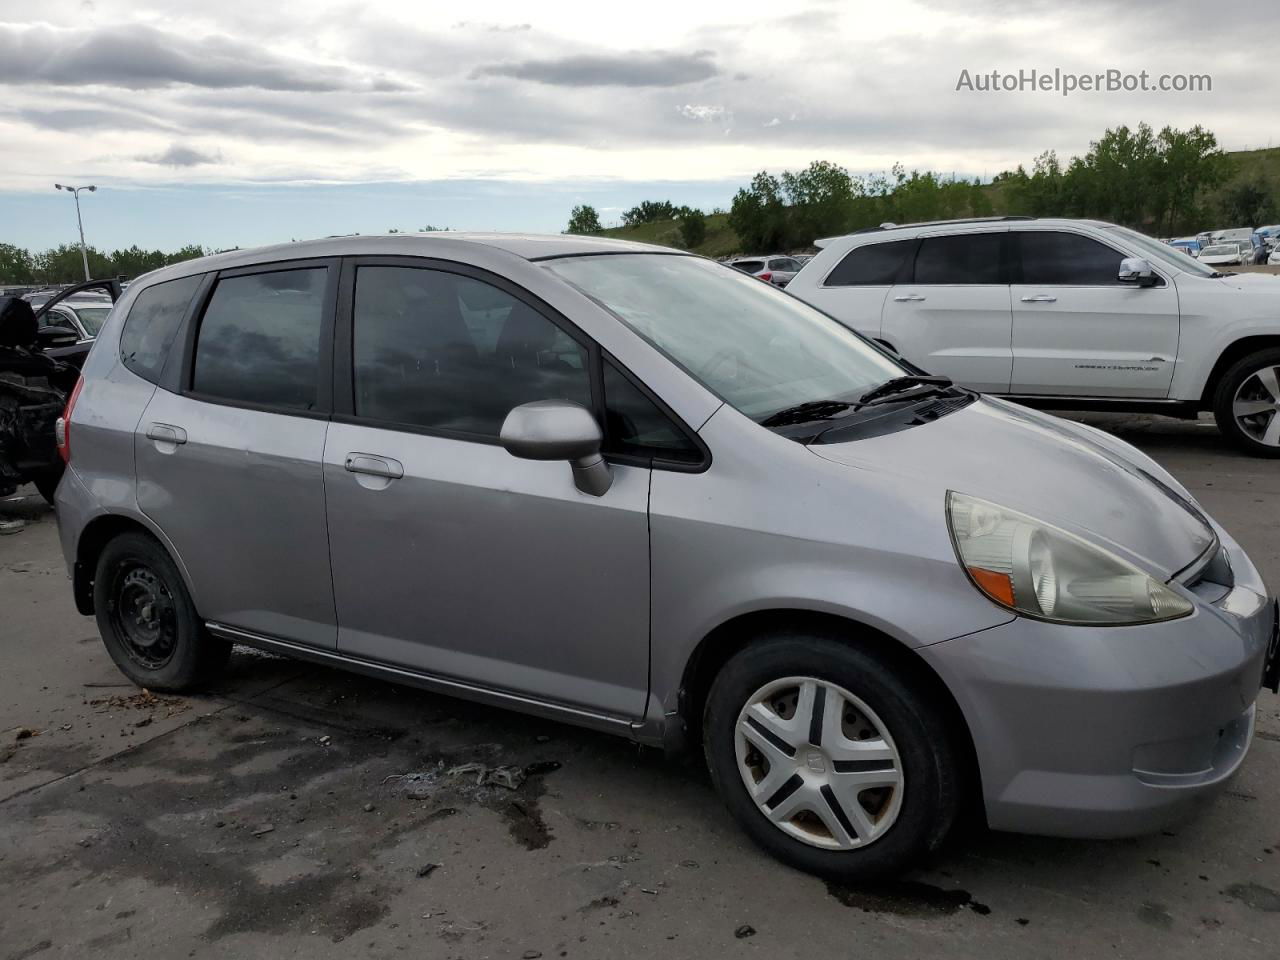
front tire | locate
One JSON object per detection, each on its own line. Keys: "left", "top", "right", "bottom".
{"left": 703, "top": 634, "right": 958, "bottom": 881}
{"left": 1213, "top": 348, "right": 1280, "bottom": 457}
{"left": 93, "top": 532, "right": 229, "bottom": 691}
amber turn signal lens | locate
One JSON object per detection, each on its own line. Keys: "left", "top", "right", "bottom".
{"left": 967, "top": 566, "right": 1015, "bottom": 607}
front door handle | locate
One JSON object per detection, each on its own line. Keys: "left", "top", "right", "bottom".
{"left": 893, "top": 294, "right": 927, "bottom": 302}
{"left": 1020, "top": 295, "right": 1058, "bottom": 303}
{"left": 345, "top": 453, "right": 404, "bottom": 480}
{"left": 145, "top": 423, "right": 187, "bottom": 445}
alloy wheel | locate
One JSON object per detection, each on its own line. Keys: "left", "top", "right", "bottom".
{"left": 1233, "top": 364, "right": 1280, "bottom": 446}
{"left": 734, "top": 676, "right": 903, "bottom": 850}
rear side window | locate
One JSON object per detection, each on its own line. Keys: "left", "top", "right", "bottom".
{"left": 733, "top": 260, "right": 765, "bottom": 273}
{"left": 603, "top": 360, "right": 701, "bottom": 464}
{"left": 913, "top": 233, "right": 1003, "bottom": 284}
{"left": 119, "top": 275, "right": 201, "bottom": 384}
{"left": 352, "top": 265, "right": 591, "bottom": 438}
{"left": 824, "top": 240, "right": 915, "bottom": 286}
{"left": 191, "top": 267, "right": 327, "bottom": 410}
{"left": 1016, "top": 231, "right": 1125, "bottom": 285}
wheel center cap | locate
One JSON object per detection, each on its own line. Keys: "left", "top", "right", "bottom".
{"left": 804, "top": 750, "right": 827, "bottom": 774}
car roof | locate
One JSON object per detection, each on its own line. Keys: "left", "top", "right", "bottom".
{"left": 130, "top": 232, "right": 678, "bottom": 289}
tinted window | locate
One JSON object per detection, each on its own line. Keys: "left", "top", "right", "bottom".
{"left": 733, "top": 260, "right": 765, "bottom": 273}
{"left": 824, "top": 240, "right": 915, "bottom": 286}
{"left": 770, "top": 258, "right": 802, "bottom": 272}
{"left": 192, "top": 268, "right": 326, "bottom": 410}
{"left": 1017, "top": 231, "right": 1124, "bottom": 285}
{"left": 603, "top": 360, "right": 701, "bottom": 464}
{"left": 353, "top": 266, "right": 590, "bottom": 437}
{"left": 913, "top": 233, "right": 1003, "bottom": 284}
{"left": 120, "top": 274, "right": 202, "bottom": 384}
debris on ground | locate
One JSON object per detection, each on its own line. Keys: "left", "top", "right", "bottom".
{"left": 735, "top": 924, "right": 757, "bottom": 938}
{"left": 13, "top": 726, "right": 37, "bottom": 741}
{"left": 415, "top": 863, "right": 440, "bottom": 878}
{"left": 446, "top": 761, "right": 526, "bottom": 790}
{"left": 88, "top": 688, "right": 188, "bottom": 720}
{"left": 0, "top": 518, "right": 24, "bottom": 535}
{"left": 251, "top": 824, "right": 275, "bottom": 837}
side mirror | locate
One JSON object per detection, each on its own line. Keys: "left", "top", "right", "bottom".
{"left": 1118, "top": 257, "right": 1156, "bottom": 286}
{"left": 35, "top": 326, "right": 79, "bottom": 347}
{"left": 500, "top": 400, "right": 613, "bottom": 497}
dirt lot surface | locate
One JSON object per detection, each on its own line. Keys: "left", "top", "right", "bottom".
{"left": 1, "top": 411, "right": 1277, "bottom": 960}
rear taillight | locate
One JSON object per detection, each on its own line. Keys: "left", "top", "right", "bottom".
{"left": 758, "top": 272, "right": 772, "bottom": 282}
{"left": 56, "top": 375, "right": 84, "bottom": 464}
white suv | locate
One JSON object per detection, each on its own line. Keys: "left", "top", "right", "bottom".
{"left": 788, "top": 217, "right": 1280, "bottom": 456}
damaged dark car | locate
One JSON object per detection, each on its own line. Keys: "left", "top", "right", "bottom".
{"left": 0, "top": 279, "right": 120, "bottom": 503}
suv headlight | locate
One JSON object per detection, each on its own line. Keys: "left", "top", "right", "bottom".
{"left": 947, "top": 492, "right": 1194, "bottom": 625}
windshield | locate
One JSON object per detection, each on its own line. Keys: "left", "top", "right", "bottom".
{"left": 544, "top": 254, "right": 904, "bottom": 422}
{"left": 1105, "top": 225, "right": 1218, "bottom": 277}
{"left": 69, "top": 305, "right": 111, "bottom": 335}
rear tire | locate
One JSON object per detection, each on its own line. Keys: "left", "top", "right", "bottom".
{"left": 1213, "top": 348, "right": 1280, "bottom": 458}
{"left": 93, "top": 532, "right": 229, "bottom": 692}
{"left": 702, "top": 634, "right": 958, "bottom": 881}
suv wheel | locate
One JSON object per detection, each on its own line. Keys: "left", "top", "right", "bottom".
{"left": 702, "top": 635, "right": 957, "bottom": 880}
{"left": 94, "top": 532, "right": 229, "bottom": 691}
{"left": 1214, "top": 348, "right": 1280, "bottom": 458}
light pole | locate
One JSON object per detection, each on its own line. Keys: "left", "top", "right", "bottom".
{"left": 54, "top": 183, "right": 97, "bottom": 281}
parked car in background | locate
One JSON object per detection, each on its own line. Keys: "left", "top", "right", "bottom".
{"left": 52, "top": 232, "right": 1279, "bottom": 881}
{"left": 1199, "top": 243, "right": 1249, "bottom": 267}
{"left": 728, "top": 255, "right": 805, "bottom": 287}
{"left": 1212, "top": 227, "right": 1256, "bottom": 247}
{"left": 788, "top": 217, "right": 1280, "bottom": 456}
{"left": 1269, "top": 245, "right": 1280, "bottom": 266}
{"left": 1168, "top": 236, "right": 1201, "bottom": 257}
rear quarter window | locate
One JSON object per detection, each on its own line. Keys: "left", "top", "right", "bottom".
{"left": 119, "top": 275, "right": 203, "bottom": 384}
{"left": 824, "top": 239, "right": 916, "bottom": 286}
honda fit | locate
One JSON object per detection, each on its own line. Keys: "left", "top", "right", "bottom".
{"left": 54, "top": 233, "right": 1278, "bottom": 880}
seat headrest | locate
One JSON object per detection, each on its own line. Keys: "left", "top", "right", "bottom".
{"left": 0, "top": 297, "right": 37, "bottom": 349}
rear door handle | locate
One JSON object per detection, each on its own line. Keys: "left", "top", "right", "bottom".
{"left": 145, "top": 423, "right": 187, "bottom": 445}
{"left": 344, "top": 453, "right": 404, "bottom": 480}
{"left": 893, "top": 294, "right": 927, "bottom": 302}
{"left": 1020, "top": 295, "right": 1058, "bottom": 303}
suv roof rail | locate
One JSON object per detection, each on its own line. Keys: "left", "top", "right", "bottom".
{"left": 875, "top": 215, "right": 1035, "bottom": 231}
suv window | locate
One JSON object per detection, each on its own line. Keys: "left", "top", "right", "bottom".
{"left": 603, "top": 360, "right": 701, "bottom": 464}
{"left": 824, "top": 239, "right": 915, "bottom": 286}
{"left": 912, "top": 233, "right": 1003, "bottom": 284}
{"left": 120, "top": 274, "right": 202, "bottom": 384}
{"left": 192, "top": 267, "right": 327, "bottom": 410}
{"left": 353, "top": 266, "right": 591, "bottom": 438}
{"left": 770, "top": 258, "right": 801, "bottom": 272}
{"left": 1017, "top": 231, "right": 1125, "bottom": 285}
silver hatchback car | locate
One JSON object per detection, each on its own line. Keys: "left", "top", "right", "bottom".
{"left": 55, "top": 233, "right": 1278, "bottom": 880}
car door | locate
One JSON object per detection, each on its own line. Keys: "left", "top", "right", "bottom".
{"left": 322, "top": 259, "right": 655, "bottom": 719}
{"left": 135, "top": 260, "right": 339, "bottom": 649}
{"left": 880, "top": 230, "right": 1013, "bottom": 392}
{"left": 1008, "top": 228, "right": 1178, "bottom": 398}
{"left": 795, "top": 237, "right": 916, "bottom": 344}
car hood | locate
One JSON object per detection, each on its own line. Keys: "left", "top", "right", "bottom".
{"left": 808, "top": 398, "right": 1215, "bottom": 576}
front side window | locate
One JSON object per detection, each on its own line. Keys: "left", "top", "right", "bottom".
{"left": 41, "top": 308, "right": 77, "bottom": 332}
{"left": 120, "top": 274, "right": 202, "bottom": 384}
{"left": 913, "top": 233, "right": 1003, "bottom": 284}
{"left": 544, "top": 254, "right": 903, "bottom": 424}
{"left": 824, "top": 239, "right": 916, "bottom": 286}
{"left": 1016, "top": 231, "right": 1126, "bottom": 285}
{"left": 70, "top": 305, "right": 112, "bottom": 336}
{"left": 192, "top": 267, "right": 327, "bottom": 410}
{"left": 353, "top": 266, "right": 590, "bottom": 437}
{"left": 603, "top": 360, "right": 701, "bottom": 464}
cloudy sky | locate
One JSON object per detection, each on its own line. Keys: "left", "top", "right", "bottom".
{"left": 1, "top": 0, "right": 1276, "bottom": 251}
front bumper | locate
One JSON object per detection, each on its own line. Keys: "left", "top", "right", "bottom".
{"left": 920, "top": 526, "right": 1274, "bottom": 839}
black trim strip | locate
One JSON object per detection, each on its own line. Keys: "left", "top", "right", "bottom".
{"left": 832, "top": 758, "right": 896, "bottom": 774}
{"left": 745, "top": 715, "right": 797, "bottom": 758}
{"left": 808, "top": 685, "right": 825, "bottom": 746}
{"left": 764, "top": 773, "right": 803, "bottom": 811}
{"left": 819, "top": 783, "right": 859, "bottom": 839}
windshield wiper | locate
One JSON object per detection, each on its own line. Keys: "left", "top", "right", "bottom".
{"left": 759, "top": 399, "right": 853, "bottom": 427}
{"left": 854, "top": 375, "right": 954, "bottom": 408}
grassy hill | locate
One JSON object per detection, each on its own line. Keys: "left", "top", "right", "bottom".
{"left": 601, "top": 145, "right": 1280, "bottom": 258}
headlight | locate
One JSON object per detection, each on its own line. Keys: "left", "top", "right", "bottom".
{"left": 947, "top": 492, "right": 1194, "bottom": 625}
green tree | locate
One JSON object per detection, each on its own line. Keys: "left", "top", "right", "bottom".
{"left": 1218, "top": 179, "right": 1279, "bottom": 227}
{"left": 781, "top": 160, "right": 859, "bottom": 244}
{"left": 729, "top": 172, "right": 787, "bottom": 251}
{"left": 621, "top": 200, "right": 677, "bottom": 227}
{"left": 1151, "top": 126, "right": 1225, "bottom": 234}
{"left": 0, "top": 243, "right": 34, "bottom": 284}
{"left": 677, "top": 208, "right": 707, "bottom": 249}
{"left": 566, "top": 204, "right": 603, "bottom": 235}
